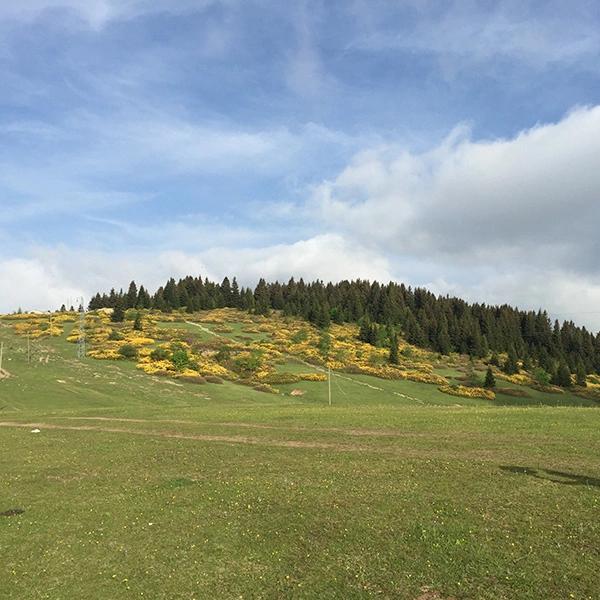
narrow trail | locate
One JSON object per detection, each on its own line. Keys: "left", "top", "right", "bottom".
{"left": 0, "top": 420, "right": 399, "bottom": 454}
{"left": 185, "top": 320, "right": 422, "bottom": 403}
{"left": 57, "top": 416, "right": 423, "bottom": 438}
{"left": 0, "top": 421, "right": 560, "bottom": 464}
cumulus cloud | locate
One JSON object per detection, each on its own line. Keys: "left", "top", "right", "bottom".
{"left": 310, "top": 105, "right": 600, "bottom": 330}
{"left": 315, "top": 105, "right": 600, "bottom": 271}
{"left": 199, "top": 234, "right": 393, "bottom": 283}
{"left": 0, "top": 257, "right": 84, "bottom": 312}
{"left": 0, "top": 234, "right": 392, "bottom": 313}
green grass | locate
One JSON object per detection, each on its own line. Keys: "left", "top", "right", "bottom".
{"left": 1, "top": 321, "right": 599, "bottom": 599}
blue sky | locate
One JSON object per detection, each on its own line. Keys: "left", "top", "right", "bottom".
{"left": 2, "top": 1, "right": 600, "bottom": 330}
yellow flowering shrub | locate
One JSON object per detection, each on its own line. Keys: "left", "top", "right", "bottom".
{"left": 136, "top": 358, "right": 176, "bottom": 375}
{"left": 257, "top": 371, "right": 327, "bottom": 385}
{"left": 13, "top": 320, "right": 64, "bottom": 339}
{"left": 496, "top": 372, "right": 532, "bottom": 385}
{"left": 587, "top": 374, "right": 600, "bottom": 387}
{"left": 299, "top": 372, "right": 328, "bottom": 382}
{"left": 344, "top": 363, "right": 447, "bottom": 385}
{"left": 88, "top": 348, "right": 123, "bottom": 360}
{"left": 439, "top": 384, "right": 496, "bottom": 401}
{"left": 122, "top": 335, "right": 155, "bottom": 347}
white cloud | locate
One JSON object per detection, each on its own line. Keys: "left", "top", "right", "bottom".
{"left": 309, "top": 105, "right": 600, "bottom": 331}
{"left": 314, "top": 105, "right": 600, "bottom": 268}
{"left": 0, "top": 257, "right": 84, "bottom": 312}
{"left": 426, "top": 270, "right": 600, "bottom": 332}
{"left": 199, "top": 234, "right": 393, "bottom": 283}
{"left": 0, "top": 234, "right": 392, "bottom": 313}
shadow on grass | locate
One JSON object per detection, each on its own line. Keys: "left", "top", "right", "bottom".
{"left": 501, "top": 466, "right": 600, "bottom": 488}
{"left": 1, "top": 508, "right": 25, "bottom": 518}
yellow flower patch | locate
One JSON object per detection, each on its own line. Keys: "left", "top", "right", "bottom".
{"left": 438, "top": 384, "right": 496, "bottom": 401}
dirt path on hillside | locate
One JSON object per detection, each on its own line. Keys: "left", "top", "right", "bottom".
{"left": 0, "top": 420, "right": 579, "bottom": 465}
{"left": 0, "top": 420, "right": 382, "bottom": 453}
{"left": 58, "top": 416, "right": 421, "bottom": 438}
{"left": 185, "top": 321, "right": 220, "bottom": 337}
{"left": 185, "top": 321, "right": 422, "bottom": 403}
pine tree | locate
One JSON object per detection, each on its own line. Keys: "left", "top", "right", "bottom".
{"left": 126, "top": 281, "right": 138, "bottom": 309}
{"left": 503, "top": 347, "right": 519, "bottom": 375}
{"left": 576, "top": 359, "right": 587, "bottom": 387}
{"left": 254, "top": 279, "right": 270, "bottom": 316}
{"left": 315, "top": 303, "right": 331, "bottom": 329}
{"left": 137, "top": 286, "right": 151, "bottom": 309}
{"left": 358, "top": 316, "right": 372, "bottom": 343}
{"left": 133, "top": 311, "right": 143, "bottom": 331}
{"left": 389, "top": 333, "right": 399, "bottom": 365}
{"left": 111, "top": 299, "right": 125, "bottom": 323}
{"left": 221, "top": 277, "right": 232, "bottom": 306}
{"left": 435, "top": 319, "right": 452, "bottom": 355}
{"left": 231, "top": 277, "right": 240, "bottom": 308}
{"left": 555, "top": 360, "right": 572, "bottom": 388}
{"left": 484, "top": 366, "right": 496, "bottom": 389}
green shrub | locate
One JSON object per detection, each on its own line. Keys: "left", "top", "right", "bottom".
{"left": 118, "top": 344, "right": 138, "bottom": 359}
{"left": 533, "top": 367, "right": 551, "bottom": 386}
{"left": 233, "top": 352, "right": 262, "bottom": 375}
{"left": 171, "top": 349, "right": 190, "bottom": 371}
{"left": 150, "top": 347, "right": 171, "bottom": 361}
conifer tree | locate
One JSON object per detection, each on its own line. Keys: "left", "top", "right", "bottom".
{"left": 111, "top": 299, "right": 125, "bottom": 323}
{"left": 221, "top": 277, "right": 232, "bottom": 306}
{"left": 389, "top": 333, "right": 399, "bottom": 365}
{"left": 484, "top": 366, "right": 496, "bottom": 389}
{"left": 555, "top": 360, "right": 572, "bottom": 388}
{"left": 137, "top": 286, "right": 151, "bottom": 309}
{"left": 435, "top": 319, "right": 452, "bottom": 355}
{"left": 503, "top": 347, "right": 519, "bottom": 375}
{"left": 254, "top": 279, "right": 270, "bottom": 316}
{"left": 126, "top": 281, "right": 138, "bottom": 309}
{"left": 133, "top": 311, "right": 143, "bottom": 331}
{"left": 358, "top": 316, "right": 373, "bottom": 343}
{"left": 231, "top": 277, "right": 240, "bottom": 308}
{"left": 576, "top": 360, "right": 587, "bottom": 387}
{"left": 316, "top": 303, "right": 331, "bottom": 329}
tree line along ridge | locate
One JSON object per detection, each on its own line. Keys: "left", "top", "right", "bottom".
{"left": 87, "top": 275, "right": 600, "bottom": 381}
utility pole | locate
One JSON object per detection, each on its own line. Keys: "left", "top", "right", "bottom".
{"left": 328, "top": 365, "right": 332, "bottom": 406}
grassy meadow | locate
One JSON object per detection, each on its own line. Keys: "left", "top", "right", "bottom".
{"left": 0, "top": 311, "right": 599, "bottom": 599}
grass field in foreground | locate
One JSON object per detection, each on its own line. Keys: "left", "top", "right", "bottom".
{"left": 0, "top": 322, "right": 599, "bottom": 599}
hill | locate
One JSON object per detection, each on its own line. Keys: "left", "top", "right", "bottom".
{"left": 0, "top": 306, "right": 599, "bottom": 598}
{"left": 88, "top": 276, "right": 600, "bottom": 387}
{"left": 3, "top": 306, "right": 600, "bottom": 407}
